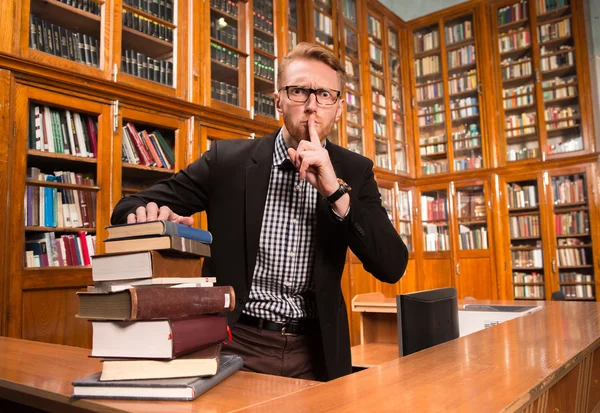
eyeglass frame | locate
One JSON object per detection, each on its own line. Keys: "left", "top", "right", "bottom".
{"left": 278, "top": 85, "right": 342, "bottom": 105}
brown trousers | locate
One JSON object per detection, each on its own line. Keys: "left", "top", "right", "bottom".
{"left": 221, "top": 322, "right": 328, "bottom": 381}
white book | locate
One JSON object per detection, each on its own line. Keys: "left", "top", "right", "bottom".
{"left": 73, "top": 113, "right": 89, "bottom": 157}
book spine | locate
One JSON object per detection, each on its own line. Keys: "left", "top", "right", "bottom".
{"left": 130, "top": 286, "right": 235, "bottom": 320}
{"left": 171, "top": 315, "right": 228, "bottom": 358}
{"left": 164, "top": 221, "right": 213, "bottom": 244}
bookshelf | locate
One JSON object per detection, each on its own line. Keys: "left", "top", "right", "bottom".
{"left": 397, "top": 187, "right": 413, "bottom": 253}
{"left": 339, "top": 0, "right": 365, "bottom": 155}
{"left": 410, "top": 9, "right": 485, "bottom": 177}
{"left": 547, "top": 167, "right": 596, "bottom": 301}
{"left": 288, "top": 0, "right": 299, "bottom": 51}
{"left": 490, "top": 0, "right": 592, "bottom": 164}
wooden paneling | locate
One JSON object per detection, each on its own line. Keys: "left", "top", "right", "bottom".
{"left": 545, "top": 362, "right": 579, "bottom": 413}
{"left": 588, "top": 347, "right": 600, "bottom": 412}
{"left": 399, "top": 258, "right": 417, "bottom": 294}
{"left": 423, "top": 257, "right": 453, "bottom": 290}
{"left": 456, "top": 256, "right": 493, "bottom": 299}
{"left": 21, "top": 289, "right": 91, "bottom": 348}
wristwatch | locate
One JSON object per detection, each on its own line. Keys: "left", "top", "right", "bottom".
{"left": 325, "top": 178, "right": 352, "bottom": 204}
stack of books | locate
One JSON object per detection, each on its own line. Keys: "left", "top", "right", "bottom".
{"left": 72, "top": 220, "right": 243, "bottom": 400}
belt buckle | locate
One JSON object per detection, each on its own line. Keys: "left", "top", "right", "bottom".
{"left": 281, "top": 324, "right": 298, "bottom": 337}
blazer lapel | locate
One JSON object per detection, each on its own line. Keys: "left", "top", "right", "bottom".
{"left": 245, "top": 131, "right": 278, "bottom": 285}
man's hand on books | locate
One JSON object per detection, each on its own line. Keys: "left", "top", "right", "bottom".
{"left": 127, "top": 202, "right": 194, "bottom": 226}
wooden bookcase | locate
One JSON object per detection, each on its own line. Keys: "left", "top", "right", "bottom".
{"left": 489, "top": 0, "right": 595, "bottom": 165}
{"left": 498, "top": 162, "right": 599, "bottom": 301}
{"left": 409, "top": 5, "right": 488, "bottom": 177}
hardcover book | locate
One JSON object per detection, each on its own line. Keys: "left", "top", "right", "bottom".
{"left": 103, "top": 234, "right": 211, "bottom": 257}
{"left": 91, "top": 250, "right": 204, "bottom": 282}
{"left": 90, "top": 315, "right": 228, "bottom": 359}
{"left": 77, "top": 285, "right": 235, "bottom": 320}
{"left": 100, "top": 344, "right": 222, "bottom": 381}
{"left": 105, "top": 220, "right": 213, "bottom": 244}
{"left": 73, "top": 354, "right": 244, "bottom": 400}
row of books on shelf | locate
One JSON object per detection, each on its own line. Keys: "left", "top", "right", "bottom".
{"left": 542, "top": 84, "right": 577, "bottom": 101}
{"left": 498, "top": 29, "right": 531, "bottom": 54}
{"left": 369, "top": 44, "right": 383, "bottom": 66}
{"left": 458, "top": 227, "right": 488, "bottom": 250}
{"left": 29, "top": 16, "right": 99, "bottom": 68}
{"left": 509, "top": 214, "right": 540, "bottom": 238}
{"left": 540, "top": 50, "right": 574, "bottom": 71}
{"left": 559, "top": 272, "right": 593, "bottom": 283}
{"left": 558, "top": 247, "right": 590, "bottom": 267}
{"left": 447, "top": 45, "right": 476, "bottom": 69}
{"left": 513, "top": 272, "right": 543, "bottom": 284}
{"left": 342, "top": 0, "right": 357, "bottom": 25}
{"left": 454, "top": 137, "right": 481, "bottom": 150}
{"left": 314, "top": 11, "right": 333, "bottom": 37}
{"left": 210, "top": 0, "right": 238, "bottom": 17}
{"left": 56, "top": 0, "right": 102, "bottom": 15}
{"left": 211, "top": 43, "right": 239, "bottom": 68}
{"left": 421, "top": 197, "right": 448, "bottom": 221}
{"left": 25, "top": 232, "right": 96, "bottom": 268}
{"left": 445, "top": 21, "right": 472, "bottom": 45}
{"left": 211, "top": 80, "right": 239, "bottom": 106}
{"left": 211, "top": 20, "right": 238, "bottom": 49}
{"left": 512, "top": 249, "right": 543, "bottom": 268}
{"left": 73, "top": 223, "right": 245, "bottom": 400}
{"left": 497, "top": 2, "right": 528, "bottom": 26}
{"left": 121, "top": 49, "right": 174, "bottom": 86}
{"left": 121, "top": 123, "right": 174, "bottom": 169}
{"left": 254, "top": 92, "right": 276, "bottom": 118}
{"left": 505, "top": 113, "right": 536, "bottom": 133}
{"left": 367, "top": 15, "right": 382, "bottom": 42}
{"left": 422, "top": 160, "right": 449, "bottom": 175}
{"left": 29, "top": 104, "right": 98, "bottom": 157}
{"left": 414, "top": 30, "right": 439, "bottom": 54}
{"left": 504, "top": 83, "right": 534, "bottom": 98}
{"left": 450, "top": 97, "right": 478, "bottom": 117}
{"left": 506, "top": 146, "right": 540, "bottom": 161}
{"left": 555, "top": 211, "right": 589, "bottom": 236}
{"left": 552, "top": 175, "right": 585, "bottom": 204}
{"left": 560, "top": 285, "right": 594, "bottom": 300}
{"left": 124, "top": 0, "right": 174, "bottom": 23}
{"left": 457, "top": 191, "right": 486, "bottom": 217}
{"left": 373, "top": 120, "right": 386, "bottom": 137}
{"left": 417, "top": 82, "right": 443, "bottom": 101}
{"left": 501, "top": 58, "right": 532, "bottom": 80}
{"left": 548, "top": 137, "right": 583, "bottom": 155}
{"left": 454, "top": 155, "right": 483, "bottom": 171}
{"left": 538, "top": 18, "right": 570, "bottom": 43}
{"left": 419, "top": 113, "right": 444, "bottom": 127}
{"left": 545, "top": 105, "right": 578, "bottom": 121}
{"left": 537, "top": 0, "right": 569, "bottom": 15}
{"left": 254, "top": 37, "right": 274, "bottom": 55}
{"left": 372, "top": 92, "right": 386, "bottom": 108}
{"left": 514, "top": 285, "right": 544, "bottom": 300}
{"left": 122, "top": 9, "right": 173, "bottom": 43}
{"left": 253, "top": 0, "right": 274, "bottom": 34}
{"left": 449, "top": 72, "right": 477, "bottom": 95}
{"left": 254, "top": 54, "right": 275, "bottom": 81}
{"left": 420, "top": 143, "right": 446, "bottom": 156}
{"left": 25, "top": 168, "right": 97, "bottom": 229}
{"left": 423, "top": 227, "right": 449, "bottom": 252}
{"left": 415, "top": 55, "right": 440, "bottom": 78}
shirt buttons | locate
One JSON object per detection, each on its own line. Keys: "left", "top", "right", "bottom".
{"left": 291, "top": 218, "right": 298, "bottom": 225}
{"left": 288, "top": 251, "right": 295, "bottom": 257}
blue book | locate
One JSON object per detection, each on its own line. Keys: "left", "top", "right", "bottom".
{"left": 72, "top": 354, "right": 243, "bottom": 400}
{"left": 106, "top": 220, "right": 213, "bottom": 244}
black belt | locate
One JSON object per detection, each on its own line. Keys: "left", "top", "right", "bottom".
{"left": 238, "top": 313, "right": 317, "bottom": 336}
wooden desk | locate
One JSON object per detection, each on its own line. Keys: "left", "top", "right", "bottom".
{"left": 0, "top": 337, "right": 318, "bottom": 413}
{"left": 350, "top": 343, "right": 398, "bottom": 368}
{"left": 2, "top": 301, "right": 600, "bottom": 412}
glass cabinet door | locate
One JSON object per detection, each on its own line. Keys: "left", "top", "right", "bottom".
{"left": 388, "top": 26, "right": 408, "bottom": 174}
{"left": 413, "top": 24, "right": 447, "bottom": 176}
{"left": 420, "top": 189, "right": 450, "bottom": 252}
{"left": 253, "top": 0, "right": 277, "bottom": 120}
{"left": 398, "top": 188, "right": 413, "bottom": 252}
{"left": 288, "top": 0, "right": 298, "bottom": 51}
{"left": 456, "top": 185, "right": 488, "bottom": 250}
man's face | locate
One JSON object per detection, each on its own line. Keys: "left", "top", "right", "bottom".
{"left": 275, "top": 59, "right": 344, "bottom": 147}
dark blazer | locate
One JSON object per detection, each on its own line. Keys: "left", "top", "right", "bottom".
{"left": 111, "top": 130, "right": 409, "bottom": 380}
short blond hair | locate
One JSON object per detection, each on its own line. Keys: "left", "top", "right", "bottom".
{"left": 278, "top": 42, "right": 347, "bottom": 92}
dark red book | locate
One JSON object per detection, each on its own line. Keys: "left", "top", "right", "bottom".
{"left": 77, "top": 286, "right": 235, "bottom": 320}
{"left": 91, "top": 315, "right": 228, "bottom": 359}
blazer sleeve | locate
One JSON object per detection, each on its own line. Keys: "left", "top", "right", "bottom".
{"left": 111, "top": 145, "right": 214, "bottom": 225}
{"left": 344, "top": 163, "right": 409, "bottom": 284}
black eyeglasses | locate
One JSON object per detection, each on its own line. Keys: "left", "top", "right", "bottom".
{"left": 279, "top": 86, "right": 341, "bottom": 105}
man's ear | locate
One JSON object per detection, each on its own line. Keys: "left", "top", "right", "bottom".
{"left": 334, "top": 99, "right": 344, "bottom": 121}
{"left": 275, "top": 92, "right": 283, "bottom": 114}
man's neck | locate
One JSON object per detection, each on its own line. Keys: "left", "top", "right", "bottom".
{"left": 281, "top": 126, "right": 298, "bottom": 150}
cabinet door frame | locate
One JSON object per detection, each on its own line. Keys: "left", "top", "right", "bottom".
{"left": 6, "top": 83, "right": 112, "bottom": 339}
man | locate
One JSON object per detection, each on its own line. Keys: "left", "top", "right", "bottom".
{"left": 110, "top": 42, "right": 408, "bottom": 381}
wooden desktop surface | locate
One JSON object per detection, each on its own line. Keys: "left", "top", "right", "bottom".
{"left": 0, "top": 337, "right": 317, "bottom": 413}
{"left": 1, "top": 301, "right": 600, "bottom": 412}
